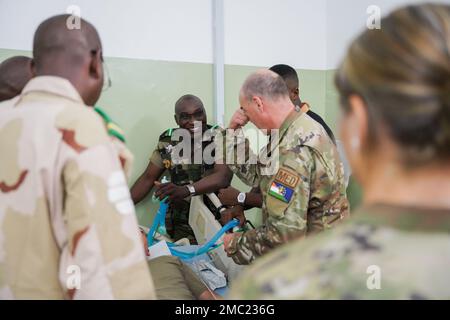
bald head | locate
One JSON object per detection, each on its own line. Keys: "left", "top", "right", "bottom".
{"left": 33, "top": 14, "right": 101, "bottom": 69}
{"left": 0, "top": 56, "right": 33, "bottom": 102}
{"left": 240, "top": 69, "right": 290, "bottom": 102}
{"left": 32, "top": 14, "right": 104, "bottom": 106}
{"left": 175, "top": 94, "right": 204, "bottom": 114}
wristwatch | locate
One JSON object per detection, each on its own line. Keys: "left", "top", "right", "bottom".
{"left": 237, "top": 192, "right": 246, "bottom": 205}
{"left": 186, "top": 184, "right": 196, "bottom": 196}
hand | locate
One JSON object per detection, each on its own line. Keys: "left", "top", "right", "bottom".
{"left": 218, "top": 187, "right": 241, "bottom": 206}
{"left": 228, "top": 109, "right": 249, "bottom": 130}
{"left": 154, "top": 182, "right": 189, "bottom": 203}
{"left": 219, "top": 205, "right": 246, "bottom": 228}
{"left": 223, "top": 233, "right": 236, "bottom": 256}
{"left": 223, "top": 231, "right": 243, "bottom": 257}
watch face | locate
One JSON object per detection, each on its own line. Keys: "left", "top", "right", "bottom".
{"left": 238, "top": 193, "right": 245, "bottom": 203}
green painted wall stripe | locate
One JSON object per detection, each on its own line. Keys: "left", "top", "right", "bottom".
{"left": 0, "top": 48, "right": 361, "bottom": 227}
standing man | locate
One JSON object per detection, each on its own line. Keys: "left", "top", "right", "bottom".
{"left": 222, "top": 70, "right": 349, "bottom": 265}
{"left": 270, "top": 64, "right": 336, "bottom": 143}
{"left": 218, "top": 64, "right": 337, "bottom": 216}
{"left": 0, "top": 15, "right": 155, "bottom": 299}
{"left": 131, "top": 94, "right": 232, "bottom": 244}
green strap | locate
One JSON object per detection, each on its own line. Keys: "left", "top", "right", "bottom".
{"left": 94, "top": 106, "right": 126, "bottom": 142}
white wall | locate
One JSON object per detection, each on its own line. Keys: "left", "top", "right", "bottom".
{"left": 325, "top": 0, "right": 450, "bottom": 69}
{"left": 224, "top": 0, "right": 327, "bottom": 70}
{"left": 0, "top": 0, "right": 327, "bottom": 69}
{"left": 0, "top": 0, "right": 447, "bottom": 69}
{"left": 0, "top": 0, "right": 214, "bottom": 64}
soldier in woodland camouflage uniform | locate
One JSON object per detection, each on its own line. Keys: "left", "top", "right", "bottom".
{"left": 221, "top": 70, "right": 349, "bottom": 265}
{"left": 0, "top": 15, "right": 155, "bottom": 299}
{"left": 130, "top": 94, "right": 232, "bottom": 244}
{"left": 230, "top": 4, "right": 450, "bottom": 299}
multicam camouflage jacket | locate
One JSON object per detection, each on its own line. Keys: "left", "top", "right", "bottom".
{"left": 223, "top": 108, "right": 349, "bottom": 265}
{"left": 229, "top": 204, "right": 450, "bottom": 299}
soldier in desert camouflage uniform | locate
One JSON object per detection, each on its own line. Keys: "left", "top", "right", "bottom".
{"left": 230, "top": 3, "right": 450, "bottom": 299}
{"left": 0, "top": 57, "right": 134, "bottom": 181}
{"left": 131, "top": 94, "right": 232, "bottom": 244}
{"left": 0, "top": 15, "right": 155, "bottom": 299}
{"left": 221, "top": 70, "right": 349, "bottom": 265}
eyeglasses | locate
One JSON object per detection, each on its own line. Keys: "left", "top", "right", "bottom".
{"left": 91, "top": 49, "right": 112, "bottom": 92}
{"left": 102, "top": 60, "right": 112, "bottom": 92}
{"left": 178, "top": 110, "right": 205, "bottom": 121}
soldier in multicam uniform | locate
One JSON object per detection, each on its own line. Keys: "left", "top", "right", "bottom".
{"left": 230, "top": 3, "right": 450, "bottom": 299}
{"left": 130, "top": 94, "right": 232, "bottom": 244}
{"left": 0, "top": 15, "right": 155, "bottom": 299}
{"left": 220, "top": 70, "right": 349, "bottom": 265}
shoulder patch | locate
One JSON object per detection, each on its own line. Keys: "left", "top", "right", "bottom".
{"left": 94, "top": 106, "right": 125, "bottom": 142}
{"left": 159, "top": 128, "right": 176, "bottom": 140}
{"left": 268, "top": 181, "right": 294, "bottom": 203}
{"left": 274, "top": 168, "right": 300, "bottom": 189}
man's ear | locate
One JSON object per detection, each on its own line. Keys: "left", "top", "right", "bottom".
{"left": 89, "top": 50, "right": 102, "bottom": 80}
{"left": 30, "top": 59, "right": 37, "bottom": 77}
{"left": 174, "top": 114, "right": 179, "bottom": 126}
{"left": 253, "top": 96, "right": 264, "bottom": 113}
{"left": 348, "top": 94, "right": 369, "bottom": 149}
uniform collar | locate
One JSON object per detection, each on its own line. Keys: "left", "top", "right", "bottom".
{"left": 262, "top": 106, "right": 304, "bottom": 159}
{"left": 19, "top": 76, "right": 84, "bottom": 104}
{"left": 278, "top": 105, "right": 304, "bottom": 140}
{"left": 353, "top": 203, "right": 450, "bottom": 233}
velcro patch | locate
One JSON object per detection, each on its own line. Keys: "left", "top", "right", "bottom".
{"left": 268, "top": 181, "right": 294, "bottom": 203}
{"left": 274, "top": 168, "right": 299, "bottom": 188}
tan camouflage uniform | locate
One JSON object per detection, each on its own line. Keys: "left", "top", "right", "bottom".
{"left": 223, "top": 107, "right": 349, "bottom": 265}
{"left": 149, "top": 125, "right": 220, "bottom": 243}
{"left": 0, "top": 76, "right": 155, "bottom": 299}
{"left": 230, "top": 204, "right": 450, "bottom": 299}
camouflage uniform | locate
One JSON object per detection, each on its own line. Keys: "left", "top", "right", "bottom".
{"left": 149, "top": 125, "right": 220, "bottom": 243}
{"left": 0, "top": 76, "right": 155, "bottom": 299}
{"left": 230, "top": 204, "right": 450, "bottom": 299}
{"left": 223, "top": 107, "right": 349, "bottom": 265}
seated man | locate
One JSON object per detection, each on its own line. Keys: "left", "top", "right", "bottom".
{"left": 131, "top": 94, "right": 232, "bottom": 244}
{"left": 139, "top": 229, "right": 219, "bottom": 300}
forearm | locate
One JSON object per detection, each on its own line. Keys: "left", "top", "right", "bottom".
{"left": 192, "top": 170, "right": 231, "bottom": 195}
{"left": 223, "top": 128, "right": 260, "bottom": 187}
{"left": 228, "top": 217, "right": 307, "bottom": 265}
{"left": 243, "top": 192, "right": 263, "bottom": 209}
{"left": 130, "top": 174, "right": 155, "bottom": 204}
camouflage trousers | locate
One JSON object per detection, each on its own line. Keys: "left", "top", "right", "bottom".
{"left": 166, "top": 200, "right": 197, "bottom": 244}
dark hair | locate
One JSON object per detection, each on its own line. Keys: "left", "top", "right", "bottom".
{"left": 336, "top": 3, "right": 450, "bottom": 165}
{"left": 174, "top": 94, "right": 204, "bottom": 113}
{"left": 269, "top": 64, "right": 299, "bottom": 85}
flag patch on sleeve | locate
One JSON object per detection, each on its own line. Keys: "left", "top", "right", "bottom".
{"left": 268, "top": 181, "right": 294, "bottom": 203}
